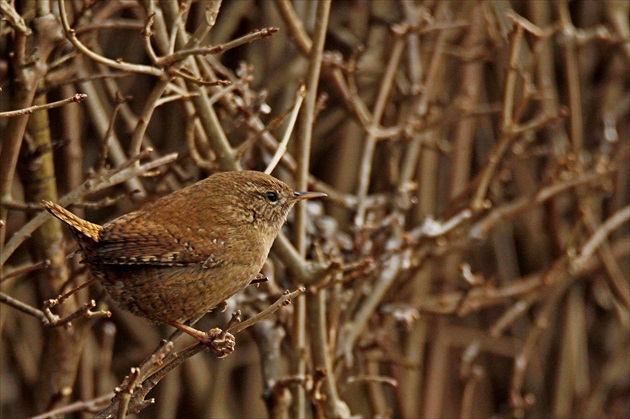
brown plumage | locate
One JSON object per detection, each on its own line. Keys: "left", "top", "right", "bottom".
{"left": 42, "top": 171, "right": 325, "bottom": 332}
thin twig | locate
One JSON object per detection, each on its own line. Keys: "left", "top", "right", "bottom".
{"left": 58, "top": 0, "right": 164, "bottom": 77}
{"left": 0, "top": 259, "right": 51, "bottom": 282}
{"left": 0, "top": 93, "right": 87, "bottom": 118}
{"left": 229, "top": 287, "right": 306, "bottom": 334}
{"left": 0, "top": 291, "right": 50, "bottom": 323}
{"left": 31, "top": 393, "right": 115, "bottom": 419}
{"left": 265, "top": 85, "right": 306, "bottom": 175}
{"left": 573, "top": 206, "right": 630, "bottom": 269}
{"left": 157, "top": 27, "right": 279, "bottom": 67}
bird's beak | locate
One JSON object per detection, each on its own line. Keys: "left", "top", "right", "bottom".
{"left": 292, "top": 191, "right": 327, "bottom": 201}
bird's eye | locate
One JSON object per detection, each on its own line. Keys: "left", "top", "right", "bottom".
{"left": 265, "top": 191, "right": 279, "bottom": 202}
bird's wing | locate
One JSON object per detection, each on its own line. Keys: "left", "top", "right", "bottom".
{"left": 86, "top": 219, "right": 226, "bottom": 267}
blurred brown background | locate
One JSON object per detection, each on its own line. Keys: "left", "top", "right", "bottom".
{"left": 1, "top": 0, "right": 628, "bottom": 417}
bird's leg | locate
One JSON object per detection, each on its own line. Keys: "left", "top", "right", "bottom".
{"left": 166, "top": 319, "right": 235, "bottom": 358}
{"left": 166, "top": 319, "right": 206, "bottom": 340}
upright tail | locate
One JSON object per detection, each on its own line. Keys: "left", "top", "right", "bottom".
{"left": 41, "top": 200, "right": 102, "bottom": 242}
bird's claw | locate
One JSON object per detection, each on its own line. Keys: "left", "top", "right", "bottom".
{"left": 219, "top": 300, "right": 228, "bottom": 312}
{"left": 250, "top": 272, "right": 268, "bottom": 285}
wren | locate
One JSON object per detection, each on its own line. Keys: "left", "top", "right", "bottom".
{"left": 42, "top": 171, "right": 325, "bottom": 347}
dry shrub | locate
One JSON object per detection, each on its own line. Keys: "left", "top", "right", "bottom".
{"left": 1, "top": 1, "right": 628, "bottom": 418}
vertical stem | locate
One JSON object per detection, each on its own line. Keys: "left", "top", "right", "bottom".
{"left": 0, "top": 30, "right": 34, "bottom": 255}
{"left": 128, "top": 78, "right": 171, "bottom": 156}
{"left": 26, "top": 94, "right": 87, "bottom": 413}
{"left": 159, "top": 0, "right": 238, "bottom": 171}
{"left": 449, "top": 3, "right": 485, "bottom": 197}
{"left": 353, "top": 36, "right": 405, "bottom": 227}
{"left": 471, "top": 24, "right": 524, "bottom": 211}
{"left": 59, "top": 84, "right": 84, "bottom": 195}
{"left": 293, "top": 0, "right": 331, "bottom": 417}
{"left": 557, "top": 0, "right": 584, "bottom": 156}
{"left": 307, "top": 290, "right": 350, "bottom": 418}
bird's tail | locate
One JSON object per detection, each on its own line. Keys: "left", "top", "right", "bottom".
{"left": 41, "top": 200, "right": 102, "bottom": 242}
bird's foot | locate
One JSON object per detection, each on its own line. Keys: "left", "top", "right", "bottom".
{"left": 166, "top": 320, "right": 235, "bottom": 358}
{"left": 203, "top": 327, "right": 236, "bottom": 359}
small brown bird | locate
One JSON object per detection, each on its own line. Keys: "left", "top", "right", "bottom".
{"left": 43, "top": 171, "right": 325, "bottom": 346}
